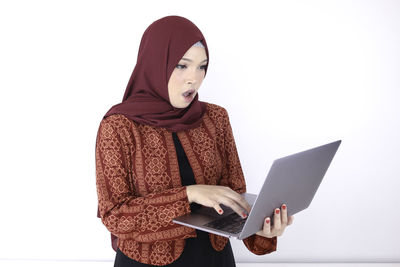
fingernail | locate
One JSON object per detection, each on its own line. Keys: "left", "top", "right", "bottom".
{"left": 219, "top": 209, "right": 223, "bottom": 214}
{"left": 242, "top": 213, "right": 247, "bottom": 218}
{"left": 282, "top": 204, "right": 286, "bottom": 210}
{"left": 266, "top": 218, "right": 270, "bottom": 223}
{"left": 275, "top": 209, "right": 280, "bottom": 214}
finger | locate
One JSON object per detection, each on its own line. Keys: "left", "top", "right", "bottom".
{"left": 281, "top": 204, "right": 288, "bottom": 225}
{"left": 234, "top": 196, "right": 251, "bottom": 214}
{"left": 223, "top": 188, "right": 252, "bottom": 213}
{"left": 273, "top": 208, "right": 281, "bottom": 231}
{"left": 235, "top": 194, "right": 252, "bottom": 213}
{"left": 220, "top": 198, "right": 247, "bottom": 218}
{"left": 213, "top": 203, "right": 224, "bottom": 215}
{"left": 263, "top": 217, "right": 271, "bottom": 236}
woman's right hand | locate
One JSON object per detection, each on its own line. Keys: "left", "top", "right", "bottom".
{"left": 186, "top": 185, "right": 251, "bottom": 218}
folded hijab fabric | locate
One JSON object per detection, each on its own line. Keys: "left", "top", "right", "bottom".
{"left": 103, "top": 15, "right": 209, "bottom": 132}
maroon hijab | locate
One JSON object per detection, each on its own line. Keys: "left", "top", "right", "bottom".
{"left": 103, "top": 15, "right": 209, "bottom": 132}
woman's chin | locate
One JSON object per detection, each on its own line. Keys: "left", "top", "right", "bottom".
{"left": 171, "top": 95, "right": 196, "bottom": 109}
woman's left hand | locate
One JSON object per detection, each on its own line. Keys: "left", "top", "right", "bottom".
{"left": 255, "top": 204, "right": 294, "bottom": 238}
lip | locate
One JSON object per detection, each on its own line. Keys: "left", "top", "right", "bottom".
{"left": 182, "top": 89, "right": 196, "bottom": 103}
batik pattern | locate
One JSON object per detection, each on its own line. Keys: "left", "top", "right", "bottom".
{"left": 96, "top": 103, "right": 277, "bottom": 265}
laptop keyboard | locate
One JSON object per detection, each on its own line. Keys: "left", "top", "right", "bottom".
{"left": 204, "top": 213, "right": 247, "bottom": 234}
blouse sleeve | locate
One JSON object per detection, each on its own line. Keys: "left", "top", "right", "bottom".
{"left": 95, "top": 117, "right": 193, "bottom": 243}
{"left": 218, "top": 107, "right": 277, "bottom": 255}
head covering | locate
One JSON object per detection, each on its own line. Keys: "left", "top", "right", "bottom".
{"left": 193, "top": 40, "right": 205, "bottom": 48}
{"left": 103, "top": 15, "right": 209, "bottom": 132}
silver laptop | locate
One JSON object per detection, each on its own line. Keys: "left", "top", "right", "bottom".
{"left": 173, "top": 140, "right": 341, "bottom": 240}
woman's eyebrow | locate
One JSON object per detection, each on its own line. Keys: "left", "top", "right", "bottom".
{"left": 181, "top": 58, "right": 208, "bottom": 63}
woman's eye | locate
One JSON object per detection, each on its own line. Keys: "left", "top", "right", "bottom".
{"left": 175, "top": 64, "right": 207, "bottom": 70}
{"left": 176, "top": 64, "right": 186, "bottom": 69}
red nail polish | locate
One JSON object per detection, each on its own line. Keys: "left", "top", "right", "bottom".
{"left": 242, "top": 213, "right": 247, "bottom": 218}
{"left": 282, "top": 205, "right": 286, "bottom": 210}
{"left": 219, "top": 209, "right": 223, "bottom": 214}
{"left": 266, "top": 218, "right": 270, "bottom": 223}
{"left": 275, "top": 209, "right": 280, "bottom": 214}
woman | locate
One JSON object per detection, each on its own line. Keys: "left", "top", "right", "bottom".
{"left": 95, "top": 15, "right": 293, "bottom": 267}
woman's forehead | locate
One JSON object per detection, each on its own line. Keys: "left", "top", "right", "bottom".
{"left": 181, "top": 46, "right": 208, "bottom": 61}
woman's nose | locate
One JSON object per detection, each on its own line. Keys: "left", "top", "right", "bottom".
{"left": 185, "top": 75, "right": 196, "bottom": 85}
{"left": 185, "top": 69, "right": 199, "bottom": 84}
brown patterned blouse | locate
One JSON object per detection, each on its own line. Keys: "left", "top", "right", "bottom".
{"left": 95, "top": 102, "right": 277, "bottom": 266}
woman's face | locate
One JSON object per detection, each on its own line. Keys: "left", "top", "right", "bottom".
{"left": 168, "top": 46, "right": 208, "bottom": 108}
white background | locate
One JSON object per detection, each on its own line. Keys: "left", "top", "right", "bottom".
{"left": 0, "top": 0, "right": 399, "bottom": 264}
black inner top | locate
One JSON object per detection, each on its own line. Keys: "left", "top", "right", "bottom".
{"left": 171, "top": 132, "right": 202, "bottom": 212}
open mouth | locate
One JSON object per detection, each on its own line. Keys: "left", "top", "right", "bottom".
{"left": 182, "top": 89, "right": 196, "bottom": 102}
{"left": 182, "top": 89, "right": 195, "bottom": 98}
